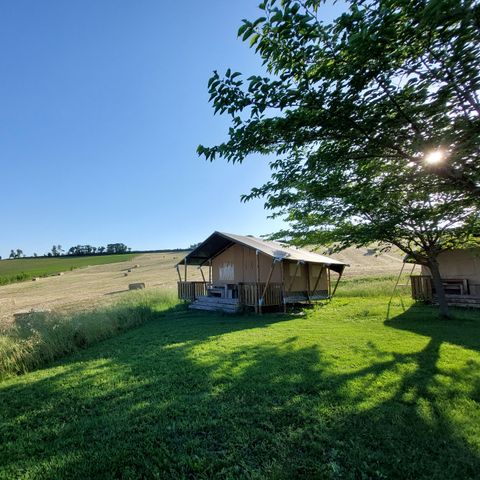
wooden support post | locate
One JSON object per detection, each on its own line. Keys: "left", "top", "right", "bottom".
{"left": 286, "top": 261, "right": 302, "bottom": 294}
{"left": 255, "top": 250, "right": 260, "bottom": 314}
{"left": 280, "top": 260, "right": 286, "bottom": 313}
{"left": 260, "top": 259, "right": 277, "bottom": 307}
{"left": 327, "top": 268, "right": 331, "bottom": 296}
{"left": 311, "top": 265, "right": 325, "bottom": 296}
{"left": 199, "top": 266, "right": 206, "bottom": 284}
{"left": 208, "top": 259, "right": 212, "bottom": 284}
{"left": 330, "top": 267, "right": 344, "bottom": 298}
{"left": 184, "top": 259, "right": 187, "bottom": 282}
{"left": 306, "top": 262, "right": 311, "bottom": 304}
{"left": 176, "top": 265, "right": 182, "bottom": 283}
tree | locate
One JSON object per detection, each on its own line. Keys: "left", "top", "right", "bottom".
{"left": 199, "top": 0, "right": 480, "bottom": 317}
{"left": 8, "top": 249, "right": 24, "bottom": 259}
{"left": 106, "top": 243, "right": 128, "bottom": 254}
{"left": 97, "top": 246, "right": 106, "bottom": 254}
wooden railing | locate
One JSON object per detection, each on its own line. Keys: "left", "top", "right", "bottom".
{"left": 178, "top": 281, "right": 209, "bottom": 301}
{"left": 179, "top": 281, "right": 328, "bottom": 307}
{"left": 411, "top": 275, "right": 433, "bottom": 301}
{"left": 238, "top": 282, "right": 283, "bottom": 307}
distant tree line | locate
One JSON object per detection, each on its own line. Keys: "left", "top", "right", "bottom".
{"left": 67, "top": 243, "right": 130, "bottom": 256}
{"left": 7, "top": 243, "right": 131, "bottom": 259}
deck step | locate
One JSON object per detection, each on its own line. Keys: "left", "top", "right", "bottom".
{"left": 189, "top": 303, "right": 239, "bottom": 313}
{"left": 193, "top": 296, "right": 239, "bottom": 305}
{"left": 189, "top": 294, "right": 240, "bottom": 313}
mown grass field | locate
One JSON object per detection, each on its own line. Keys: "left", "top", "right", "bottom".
{"left": 0, "top": 281, "right": 479, "bottom": 479}
{"left": 0, "top": 254, "right": 137, "bottom": 285}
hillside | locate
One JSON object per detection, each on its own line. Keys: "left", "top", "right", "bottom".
{"left": 0, "top": 254, "right": 137, "bottom": 286}
{"left": 0, "top": 248, "right": 405, "bottom": 325}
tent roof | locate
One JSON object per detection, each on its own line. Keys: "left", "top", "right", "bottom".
{"left": 177, "top": 231, "right": 347, "bottom": 272}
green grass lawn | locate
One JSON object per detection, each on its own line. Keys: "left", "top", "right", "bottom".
{"left": 0, "top": 254, "right": 137, "bottom": 285}
{"left": 0, "top": 294, "right": 479, "bottom": 479}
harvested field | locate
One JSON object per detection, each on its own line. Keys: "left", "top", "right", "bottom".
{"left": 0, "top": 253, "right": 197, "bottom": 326}
{"left": 0, "top": 254, "right": 137, "bottom": 285}
{"left": 0, "top": 248, "right": 403, "bottom": 326}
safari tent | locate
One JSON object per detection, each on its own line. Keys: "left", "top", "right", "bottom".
{"left": 176, "top": 231, "right": 348, "bottom": 313}
{"left": 411, "top": 248, "right": 480, "bottom": 308}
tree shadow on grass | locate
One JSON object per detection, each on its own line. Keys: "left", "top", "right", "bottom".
{"left": 1, "top": 305, "right": 479, "bottom": 479}
{"left": 385, "top": 302, "right": 480, "bottom": 353}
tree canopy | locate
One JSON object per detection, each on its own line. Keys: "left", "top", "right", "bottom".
{"left": 199, "top": 0, "right": 480, "bottom": 317}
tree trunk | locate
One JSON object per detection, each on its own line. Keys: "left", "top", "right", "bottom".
{"left": 427, "top": 256, "right": 451, "bottom": 319}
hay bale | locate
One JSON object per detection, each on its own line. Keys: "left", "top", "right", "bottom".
{"left": 128, "top": 269, "right": 132, "bottom": 273}
{"left": 134, "top": 264, "right": 140, "bottom": 268}
{"left": 57, "top": 272, "right": 64, "bottom": 276}
{"left": 124, "top": 272, "right": 129, "bottom": 277}
{"left": 32, "top": 277, "right": 40, "bottom": 281}
{"left": 129, "top": 283, "right": 145, "bottom": 290}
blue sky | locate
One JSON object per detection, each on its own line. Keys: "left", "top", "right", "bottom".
{"left": 0, "top": 1, "right": 339, "bottom": 257}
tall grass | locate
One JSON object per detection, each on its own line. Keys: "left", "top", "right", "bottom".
{"left": 0, "top": 291, "right": 179, "bottom": 380}
{"left": 336, "top": 274, "right": 411, "bottom": 297}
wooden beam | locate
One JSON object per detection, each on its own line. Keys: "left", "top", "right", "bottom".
{"left": 199, "top": 266, "right": 206, "bottom": 284}
{"left": 255, "top": 250, "right": 260, "bottom": 314}
{"left": 208, "top": 259, "right": 212, "bottom": 284}
{"left": 176, "top": 265, "right": 182, "bottom": 283}
{"left": 311, "top": 265, "right": 325, "bottom": 294}
{"left": 330, "top": 266, "right": 344, "bottom": 298}
{"left": 306, "top": 262, "right": 311, "bottom": 304}
{"left": 286, "top": 261, "right": 303, "bottom": 294}
{"left": 198, "top": 241, "right": 235, "bottom": 267}
{"left": 260, "top": 259, "right": 277, "bottom": 306}
{"left": 184, "top": 258, "right": 187, "bottom": 282}
{"left": 280, "top": 260, "right": 286, "bottom": 313}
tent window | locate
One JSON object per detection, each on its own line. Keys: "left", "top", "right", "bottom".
{"left": 219, "top": 262, "right": 235, "bottom": 282}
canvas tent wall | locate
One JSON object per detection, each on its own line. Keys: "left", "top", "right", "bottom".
{"left": 211, "top": 243, "right": 329, "bottom": 293}
{"left": 420, "top": 248, "right": 480, "bottom": 296}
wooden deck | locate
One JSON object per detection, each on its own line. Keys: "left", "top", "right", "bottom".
{"left": 178, "top": 281, "right": 331, "bottom": 312}
{"left": 177, "top": 281, "right": 209, "bottom": 301}
{"left": 411, "top": 275, "right": 480, "bottom": 308}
